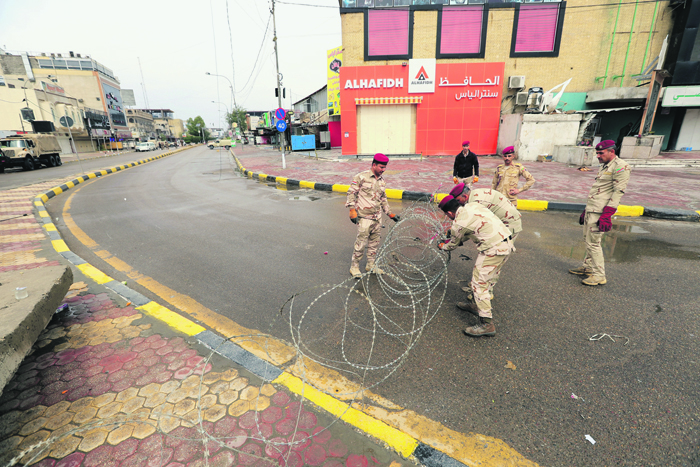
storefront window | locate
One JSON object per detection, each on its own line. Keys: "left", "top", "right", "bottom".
{"left": 511, "top": 3, "right": 564, "bottom": 57}
{"left": 437, "top": 6, "right": 485, "bottom": 58}
{"left": 365, "top": 9, "right": 412, "bottom": 60}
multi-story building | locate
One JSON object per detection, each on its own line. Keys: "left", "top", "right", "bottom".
{"left": 125, "top": 109, "right": 155, "bottom": 141}
{"left": 138, "top": 109, "right": 183, "bottom": 141}
{"left": 0, "top": 50, "right": 132, "bottom": 151}
{"left": 338, "top": 1, "right": 675, "bottom": 157}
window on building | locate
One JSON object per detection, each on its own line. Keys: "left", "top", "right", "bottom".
{"left": 365, "top": 9, "right": 412, "bottom": 60}
{"left": 510, "top": 3, "right": 564, "bottom": 57}
{"left": 437, "top": 6, "right": 486, "bottom": 58}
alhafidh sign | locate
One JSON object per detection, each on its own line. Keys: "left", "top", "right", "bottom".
{"left": 661, "top": 86, "right": 700, "bottom": 107}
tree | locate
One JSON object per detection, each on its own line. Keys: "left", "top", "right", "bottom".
{"left": 185, "top": 116, "right": 211, "bottom": 142}
{"left": 226, "top": 106, "right": 247, "bottom": 133}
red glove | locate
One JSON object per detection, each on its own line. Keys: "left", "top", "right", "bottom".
{"left": 437, "top": 239, "right": 450, "bottom": 250}
{"left": 388, "top": 213, "right": 401, "bottom": 223}
{"left": 453, "top": 177, "right": 458, "bottom": 184}
{"left": 473, "top": 176, "right": 479, "bottom": 183}
{"left": 597, "top": 206, "right": 617, "bottom": 232}
{"left": 579, "top": 209, "right": 586, "bottom": 225}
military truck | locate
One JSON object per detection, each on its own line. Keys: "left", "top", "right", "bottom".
{"left": 0, "top": 134, "right": 62, "bottom": 172}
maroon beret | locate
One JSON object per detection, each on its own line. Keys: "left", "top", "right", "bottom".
{"left": 438, "top": 195, "right": 454, "bottom": 211}
{"left": 462, "top": 141, "right": 470, "bottom": 146}
{"left": 503, "top": 146, "right": 515, "bottom": 155}
{"left": 373, "top": 153, "right": 389, "bottom": 164}
{"left": 596, "top": 140, "right": 616, "bottom": 150}
{"left": 449, "top": 183, "right": 466, "bottom": 197}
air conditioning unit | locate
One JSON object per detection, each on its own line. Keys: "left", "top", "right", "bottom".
{"left": 528, "top": 93, "right": 543, "bottom": 107}
{"left": 515, "top": 92, "right": 529, "bottom": 106}
{"left": 509, "top": 76, "right": 526, "bottom": 89}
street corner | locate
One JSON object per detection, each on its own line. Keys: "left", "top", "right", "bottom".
{"left": 0, "top": 284, "right": 411, "bottom": 467}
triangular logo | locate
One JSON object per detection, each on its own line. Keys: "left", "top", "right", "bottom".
{"left": 415, "top": 66, "right": 429, "bottom": 81}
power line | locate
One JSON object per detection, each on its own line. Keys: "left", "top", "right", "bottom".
{"left": 238, "top": 12, "right": 273, "bottom": 95}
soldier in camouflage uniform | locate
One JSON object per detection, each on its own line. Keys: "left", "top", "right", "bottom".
{"left": 345, "top": 153, "right": 400, "bottom": 278}
{"left": 450, "top": 183, "right": 522, "bottom": 296}
{"left": 569, "top": 140, "right": 631, "bottom": 286}
{"left": 491, "top": 146, "right": 535, "bottom": 206}
{"left": 437, "top": 195, "right": 514, "bottom": 337}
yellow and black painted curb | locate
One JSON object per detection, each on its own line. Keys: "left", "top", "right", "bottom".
{"left": 33, "top": 146, "right": 540, "bottom": 467}
{"left": 232, "top": 153, "right": 700, "bottom": 222}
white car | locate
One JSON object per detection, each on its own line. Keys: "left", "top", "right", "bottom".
{"left": 135, "top": 142, "right": 150, "bottom": 152}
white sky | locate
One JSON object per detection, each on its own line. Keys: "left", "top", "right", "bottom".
{"left": 0, "top": 0, "right": 341, "bottom": 128}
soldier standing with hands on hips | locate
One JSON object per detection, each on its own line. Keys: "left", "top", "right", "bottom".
{"left": 453, "top": 141, "right": 480, "bottom": 187}
{"left": 346, "top": 153, "right": 400, "bottom": 279}
{"left": 569, "top": 140, "right": 631, "bottom": 286}
{"left": 491, "top": 146, "right": 536, "bottom": 207}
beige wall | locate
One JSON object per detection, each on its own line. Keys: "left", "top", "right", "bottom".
{"left": 169, "top": 119, "right": 184, "bottom": 138}
{"left": 341, "top": 1, "right": 672, "bottom": 94}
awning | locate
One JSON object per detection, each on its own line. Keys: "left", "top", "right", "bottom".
{"left": 574, "top": 106, "right": 642, "bottom": 114}
{"left": 355, "top": 96, "right": 423, "bottom": 105}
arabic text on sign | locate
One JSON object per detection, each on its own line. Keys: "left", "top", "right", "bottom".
{"left": 439, "top": 76, "right": 500, "bottom": 87}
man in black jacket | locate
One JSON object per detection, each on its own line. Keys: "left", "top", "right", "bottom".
{"left": 453, "top": 140, "right": 480, "bottom": 187}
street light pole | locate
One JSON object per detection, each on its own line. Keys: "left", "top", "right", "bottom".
{"left": 212, "top": 101, "right": 231, "bottom": 139}
{"left": 205, "top": 72, "right": 235, "bottom": 111}
{"left": 271, "top": 0, "right": 286, "bottom": 169}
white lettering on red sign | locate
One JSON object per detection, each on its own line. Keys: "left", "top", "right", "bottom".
{"left": 344, "top": 78, "right": 403, "bottom": 90}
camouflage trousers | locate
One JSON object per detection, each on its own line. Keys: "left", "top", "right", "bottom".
{"left": 471, "top": 251, "right": 511, "bottom": 319}
{"left": 351, "top": 218, "right": 382, "bottom": 266}
{"left": 582, "top": 211, "right": 605, "bottom": 277}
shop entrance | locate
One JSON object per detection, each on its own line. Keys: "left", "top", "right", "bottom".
{"left": 676, "top": 108, "right": 700, "bottom": 150}
{"left": 357, "top": 104, "right": 416, "bottom": 155}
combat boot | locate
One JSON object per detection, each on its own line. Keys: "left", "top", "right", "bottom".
{"left": 569, "top": 266, "right": 593, "bottom": 276}
{"left": 460, "top": 287, "right": 491, "bottom": 301}
{"left": 366, "top": 262, "right": 384, "bottom": 274}
{"left": 582, "top": 275, "right": 607, "bottom": 286}
{"left": 456, "top": 301, "right": 479, "bottom": 317}
{"left": 350, "top": 263, "right": 362, "bottom": 278}
{"left": 463, "top": 319, "right": 496, "bottom": 337}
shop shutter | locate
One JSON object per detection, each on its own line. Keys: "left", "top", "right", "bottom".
{"left": 368, "top": 9, "right": 410, "bottom": 57}
{"left": 440, "top": 6, "right": 484, "bottom": 55}
{"left": 514, "top": 4, "right": 559, "bottom": 53}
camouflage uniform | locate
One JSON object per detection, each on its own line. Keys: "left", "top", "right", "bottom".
{"left": 582, "top": 156, "right": 631, "bottom": 277}
{"left": 441, "top": 203, "right": 513, "bottom": 319}
{"left": 468, "top": 188, "right": 523, "bottom": 241}
{"left": 491, "top": 163, "right": 535, "bottom": 206}
{"left": 345, "top": 169, "right": 391, "bottom": 266}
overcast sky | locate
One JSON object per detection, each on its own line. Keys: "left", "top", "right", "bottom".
{"left": 0, "top": 0, "right": 341, "bottom": 128}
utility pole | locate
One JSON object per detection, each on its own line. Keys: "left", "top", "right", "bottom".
{"left": 272, "top": 0, "right": 286, "bottom": 169}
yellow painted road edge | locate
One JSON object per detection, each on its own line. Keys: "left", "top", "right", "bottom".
{"left": 34, "top": 146, "right": 541, "bottom": 467}
{"left": 231, "top": 152, "right": 651, "bottom": 217}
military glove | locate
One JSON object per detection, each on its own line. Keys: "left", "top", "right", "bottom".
{"left": 349, "top": 208, "right": 358, "bottom": 225}
{"left": 453, "top": 177, "right": 458, "bottom": 184}
{"left": 389, "top": 213, "right": 400, "bottom": 223}
{"left": 579, "top": 209, "right": 586, "bottom": 225}
{"left": 597, "top": 206, "right": 617, "bottom": 232}
{"left": 437, "top": 239, "right": 450, "bottom": 250}
{"left": 473, "top": 176, "right": 479, "bottom": 183}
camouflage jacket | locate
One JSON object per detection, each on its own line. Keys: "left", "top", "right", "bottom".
{"left": 491, "top": 163, "right": 535, "bottom": 202}
{"left": 345, "top": 170, "right": 391, "bottom": 221}
{"left": 442, "top": 203, "right": 513, "bottom": 255}
{"left": 468, "top": 188, "right": 523, "bottom": 236}
{"left": 586, "top": 156, "right": 631, "bottom": 213}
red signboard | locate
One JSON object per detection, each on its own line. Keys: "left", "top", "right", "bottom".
{"left": 340, "top": 62, "right": 505, "bottom": 156}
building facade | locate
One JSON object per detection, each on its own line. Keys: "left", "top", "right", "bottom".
{"left": 339, "top": 0, "right": 674, "bottom": 155}
{"left": 125, "top": 109, "right": 155, "bottom": 141}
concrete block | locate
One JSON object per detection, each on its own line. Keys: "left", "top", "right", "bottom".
{"left": 553, "top": 145, "right": 596, "bottom": 166}
{"left": 0, "top": 265, "right": 72, "bottom": 392}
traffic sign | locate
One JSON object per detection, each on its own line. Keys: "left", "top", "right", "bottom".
{"left": 59, "top": 116, "right": 74, "bottom": 127}
{"left": 275, "top": 108, "right": 286, "bottom": 120}
{"left": 276, "top": 120, "right": 287, "bottom": 132}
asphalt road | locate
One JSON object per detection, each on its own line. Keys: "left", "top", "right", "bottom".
{"left": 0, "top": 148, "right": 173, "bottom": 191}
{"left": 45, "top": 146, "right": 700, "bottom": 466}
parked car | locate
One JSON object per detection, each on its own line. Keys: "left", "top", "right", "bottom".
{"left": 207, "top": 139, "right": 233, "bottom": 149}
{"left": 135, "top": 142, "right": 150, "bottom": 152}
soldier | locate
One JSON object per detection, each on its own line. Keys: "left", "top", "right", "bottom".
{"left": 491, "top": 146, "right": 535, "bottom": 207}
{"left": 346, "top": 153, "right": 401, "bottom": 278}
{"left": 449, "top": 183, "right": 521, "bottom": 296}
{"left": 437, "top": 195, "right": 514, "bottom": 337}
{"left": 453, "top": 141, "right": 480, "bottom": 187}
{"left": 569, "top": 140, "right": 631, "bottom": 286}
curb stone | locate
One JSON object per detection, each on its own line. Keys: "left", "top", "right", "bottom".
{"left": 232, "top": 152, "right": 700, "bottom": 222}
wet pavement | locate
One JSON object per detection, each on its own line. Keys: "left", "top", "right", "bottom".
{"left": 234, "top": 146, "right": 700, "bottom": 212}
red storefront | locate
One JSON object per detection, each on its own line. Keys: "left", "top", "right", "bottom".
{"left": 340, "top": 61, "right": 504, "bottom": 157}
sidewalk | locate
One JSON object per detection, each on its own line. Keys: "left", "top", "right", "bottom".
{"left": 0, "top": 278, "right": 407, "bottom": 467}
{"left": 234, "top": 145, "right": 700, "bottom": 215}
